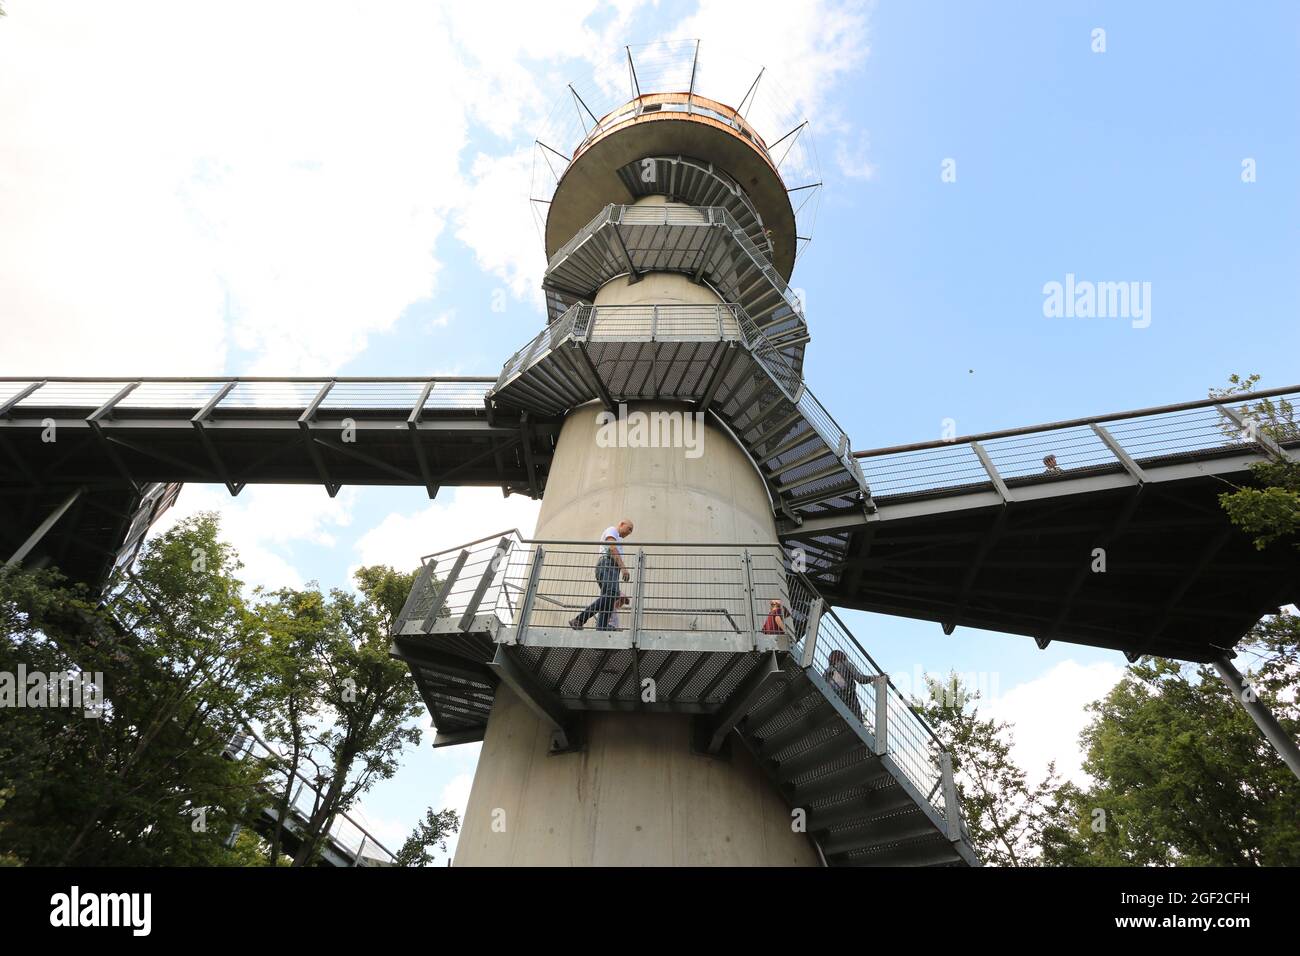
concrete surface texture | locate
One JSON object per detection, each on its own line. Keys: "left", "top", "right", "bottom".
{"left": 454, "top": 188, "right": 815, "bottom": 866}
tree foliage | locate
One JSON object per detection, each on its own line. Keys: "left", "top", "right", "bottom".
{"left": 394, "top": 806, "right": 461, "bottom": 867}
{"left": 914, "top": 673, "right": 1061, "bottom": 866}
{"left": 0, "top": 512, "right": 454, "bottom": 867}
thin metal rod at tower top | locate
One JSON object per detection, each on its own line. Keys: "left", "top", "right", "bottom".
{"left": 568, "top": 84, "right": 600, "bottom": 132}
{"left": 774, "top": 121, "right": 808, "bottom": 170}
{"left": 737, "top": 67, "right": 764, "bottom": 120}
{"left": 686, "top": 39, "right": 700, "bottom": 114}
{"left": 626, "top": 45, "right": 641, "bottom": 100}
{"left": 768, "top": 120, "right": 808, "bottom": 152}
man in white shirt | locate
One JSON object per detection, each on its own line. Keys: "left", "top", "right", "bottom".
{"left": 570, "top": 519, "right": 634, "bottom": 631}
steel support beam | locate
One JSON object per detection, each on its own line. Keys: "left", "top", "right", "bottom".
{"left": 5, "top": 486, "right": 83, "bottom": 567}
{"left": 298, "top": 380, "right": 339, "bottom": 496}
{"left": 696, "top": 651, "right": 782, "bottom": 754}
{"left": 459, "top": 537, "right": 512, "bottom": 632}
{"left": 408, "top": 380, "right": 439, "bottom": 499}
{"left": 800, "top": 597, "right": 824, "bottom": 668}
{"left": 1216, "top": 402, "right": 1299, "bottom": 463}
{"left": 1213, "top": 653, "right": 1300, "bottom": 781}
{"left": 423, "top": 549, "right": 467, "bottom": 632}
{"left": 488, "top": 644, "right": 580, "bottom": 752}
{"left": 942, "top": 504, "right": 1009, "bottom": 635}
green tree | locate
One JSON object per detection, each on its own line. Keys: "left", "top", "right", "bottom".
{"left": 914, "top": 673, "right": 1061, "bottom": 866}
{"left": 394, "top": 806, "right": 461, "bottom": 867}
{"left": 1211, "top": 373, "right": 1300, "bottom": 550}
{"left": 252, "top": 565, "right": 426, "bottom": 867}
{"left": 0, "top": 515, "right": 271, "bottom": 865}
{"left": 1039, "top": 644, "right": 1300, "bottom": 866}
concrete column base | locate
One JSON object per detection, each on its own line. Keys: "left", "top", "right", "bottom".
{"left": 452, "top": 684, "right": 820, "bottom": 866}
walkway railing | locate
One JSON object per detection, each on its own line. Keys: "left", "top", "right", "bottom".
{"left": 396, "top": 532, "right": 792, "bottom": 645}
{"left": 395, "top": 531, "right": 958, "bottom": 825}
{"left": 225, "top": 729, "right": 397, "bottom": 867}
{"left": 488, "top": 302, "right": 867, "bottom": 500}
{"left": 853, "top": 385, "right": 1300, "bottom": 502}
{"left": 783, "top": 574, "right": 953, "bottom": 825}
{"left": 0, "top": 376, "right": 495, "bottom": 416}
{"left": 544, "top": 203, "right": 808, "bottom": 334}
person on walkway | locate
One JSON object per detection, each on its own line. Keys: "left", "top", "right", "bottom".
{"left": 824, "top": 649, "right": 871, "bottom": 722}
{"left": 570, "top": 519, "right": 633, "bottom": 631}
{"left": 762, "top": 599, "right": 788, "bottom": 637}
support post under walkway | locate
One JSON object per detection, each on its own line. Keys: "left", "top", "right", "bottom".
{"left": 1214, "top": 652, "right": 1300, "bottom": 782}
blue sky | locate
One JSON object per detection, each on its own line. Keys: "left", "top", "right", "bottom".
{"left": 356, "top": 2, "right": 1299, "bottom": 856}
{"left": 3, "top": 0, "right": 1297, "bottom": 859}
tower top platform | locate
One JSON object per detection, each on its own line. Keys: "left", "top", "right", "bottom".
{"left": 545, "top": 91, "right": 798, "bottom": 280}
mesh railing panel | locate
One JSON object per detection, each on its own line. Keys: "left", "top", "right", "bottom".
{"left": 2, "top": 378, "right": 493, "bottom": 415}
{"left": 854, "top": 388, "right": 1300, "bottom": 503}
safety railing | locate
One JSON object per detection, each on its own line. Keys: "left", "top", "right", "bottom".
{"left": 572, "top": 92, "right": 774, "bottom": 166}
{"left": 396, "top": 532, "right": 795, "bottom": 646}
{"left": 784, "top": 592, "right": 951, "bottom": 824}
{"left": 225, "top": 729, "right": 397, "bottom": 866}
{"left": 493, "top": 303, "right": 746, "bottom": 394}
{"left": 0, "top": 377, "right": 495, "bottom": 416}
{"left": 854, "top": 385, "right": 1300, "bottom": 502}
{"left": 544, "top": 204, "right": 808, "bottom": 332}
{"left": 395, "top": 531, "right": 957, "bottom": 827}
{"left": 616, "top": 203, "right": 807, "bottom": 324}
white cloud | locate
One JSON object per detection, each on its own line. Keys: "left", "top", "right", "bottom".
{"left": 441, "top": 771, "right": 475, "bottom": 818}
{"left": 0, "top": 1, "right": 649, "bottom": 377}
{"left": 983, "top": 659, "right": 1126, "bottom": 788}
{"left": 351, "top": 487, "right": 543, "bottom": 576}
{"left": 150, "top": 483, "right": 357, "bottom": 593}
{"left": 835, "top": 131, "right": 877, "bottom": 180}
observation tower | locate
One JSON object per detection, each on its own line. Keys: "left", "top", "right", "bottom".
{"left": 392, "top": 47, "right": 978, "bottom": 867}
{"left": 5, "top": 42, "right": 1298, "bottom": 867}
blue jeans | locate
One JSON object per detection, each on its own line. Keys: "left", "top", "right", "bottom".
{"left": 576, "top": 559, "right": 621, "bottom": 630}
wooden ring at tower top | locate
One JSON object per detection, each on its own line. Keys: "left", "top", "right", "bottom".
{"left": 546, "top": 93, "right": 799, "bottom": 282}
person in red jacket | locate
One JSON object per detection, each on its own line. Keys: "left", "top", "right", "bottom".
{"left": 761, "top": 599, "right": 787, "bottom": 636}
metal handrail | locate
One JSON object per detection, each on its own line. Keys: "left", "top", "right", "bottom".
{"left": 854, "top": 384, "right": 1300, "bottom": 458}
{"left": 544, "top": 203, "right": 807, "bottom": 333}
{"left": 488, "top": 303, "right": 862, "bottom": 502}
{"left": 226, "top": 727, "right": 398, "bottom": 865}
{"left": 396, "top": 532, "right": 958, "bottom": 824}
{"left": 852, "top": 387, "right": 1300, "bottom": 502}
{"left": 0, "top": 376, "right": 495, "bottom": 414}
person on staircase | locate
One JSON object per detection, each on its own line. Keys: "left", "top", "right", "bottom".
{"left": 762, "top": 599, "right": 788, "bottom": 638}
{"left": 570, "top": 519, "right": 633, "bottom": 631}
{"left": 825, "top": 649, "right": 870, "bottom": 722}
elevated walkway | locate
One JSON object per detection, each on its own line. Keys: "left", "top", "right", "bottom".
{"left": 0, "top": 376, "right": 559, "bottom": 590}
{"left": 787, "top": 386, "right": 1300, "bottom": 662}
{"left": 389, "top": 531, "right": 979, "bottom": 866}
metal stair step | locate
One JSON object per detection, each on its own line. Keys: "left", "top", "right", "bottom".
{"left": 770, "top": 725, "right": 865, "bottom": 783}
{"left": 836, "top": 834, "right": 963, "bottom": 868}
{"left": 785, "top": 754, "right": 890, "bottom": 803}
{"left": 808, "top": 782, "right": 914, "bottom": 832}
{"left": 756, "top": 695, "right": 835, "bottom": 755}
{"left": 820, "top": 807, "right": 938, "bottom": 856}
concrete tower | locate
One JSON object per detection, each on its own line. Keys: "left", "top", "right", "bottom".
{"left": 388, "top": 62, "right": 976, "bottom": 867}
{"left": 454, "top": 90, "right": 818, "bottom": 865}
